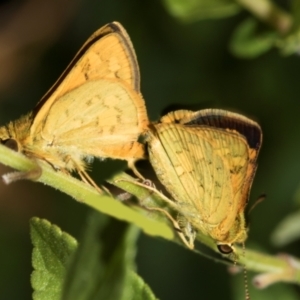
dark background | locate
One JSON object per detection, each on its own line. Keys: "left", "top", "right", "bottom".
{"left": 0, "top": 0, "right": 299, "bottom": 299}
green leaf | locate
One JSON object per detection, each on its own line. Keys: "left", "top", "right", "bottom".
{"left": 229, "top": 18, "right": 277, "bottom": 58}
{"left": 162, "top": 0, "right": 240, "bottom": 21}
{"left": 30, "top": 217, "right": 78, "bottom": 300}
{"left": 30, "top": 214, "right": 158, "bottom": 300}
{"left": 61, "top": 211, "right": 141, "bottom": 300}
{"left": 123, "top": 271, "right": 158, "bottom": 300}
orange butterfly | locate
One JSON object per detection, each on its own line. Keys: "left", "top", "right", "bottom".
{"left": 146, "top": 109, "right": 262, "bottom": 252}
{"left": 0, "top": 22, "right": 149, "bottom": 190}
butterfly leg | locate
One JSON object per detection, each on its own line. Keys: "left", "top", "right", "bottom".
{"left": 127, "top": 158, "right": 145, "bottom": 180}
{"left": 177, "top": 215, "right": 197, "bottom": 248}
{"left": 63, "top": 155, "right": 110, "bottom": 195}
{"left": 78, "top": 169, "right": 112, "bottom": 195}
{"left": 143, "top": 205, "right": 195, "bottom": 249}
{"left": 116, "top": 177, "right": 195, "bottom": 248}
{"left": 117, "top": 178, "right": 179, "bottom": 211}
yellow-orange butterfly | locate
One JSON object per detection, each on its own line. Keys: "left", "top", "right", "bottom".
{"left": 0, "top": 22, "right": 148, "bottom": 189}
{"left": 146, "top": 109, "right": 262, "bottom": 253}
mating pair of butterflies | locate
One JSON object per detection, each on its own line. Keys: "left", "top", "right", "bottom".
{"left": 0, "top": 22, "right": 262, "bottom": 254}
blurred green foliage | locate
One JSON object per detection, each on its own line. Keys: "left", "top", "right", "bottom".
{"left": 162, "top": 0, "right": 240, "bottom": 21}
{"left": 1, "top": 0, "right": 300, "bottom": 299}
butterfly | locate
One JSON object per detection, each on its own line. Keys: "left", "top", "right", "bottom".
{"left": 0, "top": 22, "right": 149, "bottom": 190}
{"left": 145, "top": 109, "right": 262, "bottom": 253}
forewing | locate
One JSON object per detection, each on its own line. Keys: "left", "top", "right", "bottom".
{"left": 32, "top": 22, "right": 145, "bottom": 133}
{"left": 148, "top": 123, "right": 202, "bottom": 215}
{"left": 149, "top": 123, "right": 250, "bottom": 232}
{"left": 175, "top": 108, "right": 261, "bottom": 213}
{"left": 160, "top": 108, "right": 262, "bottom": 213}
{"left": 198, "top": 127, "right": 250, "bottom": 231}
{"left": 34, "top": 80, "right": 146, "bottom": 159}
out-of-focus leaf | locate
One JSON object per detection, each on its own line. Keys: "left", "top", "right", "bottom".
{"left": 121, "top": 271, "right": 158, "bottom": 300}
{"left": 278, "top": 30, "right": 300, "bottom": 56}
{"left": 230, "top": 18, "right": 277, "bottom": 58}
{"left": 162, "top": 0, "right": 240, "bottom": 21}
{"left": 61, "top": 211, "right": 141, "bottom": 300}
{"left": 270, "top": 210, "right": 300, "bottom": 247}
{"left": 275, "top": 1, "right": 300, "bottom": 56}
{"left": 291, "top": 0, "right": 300, "bottom": 28}
{"left": 30, "top": 218, "right": 78, "bottom": 300}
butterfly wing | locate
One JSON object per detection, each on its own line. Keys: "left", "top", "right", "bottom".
{"left": 35, "top": 80, "right": 146, "bottom": 158}
{"left": 32, "top": 21, "right": 147, "bottom": 132}
{"left": 28, "top": 22, "right": 148, "bottom": 166}
{"left": 148, "top": 109, "right": 262, "bottom": 243}
{"left": 35, "top": 22, "right": 141, "bottom": 113}
{"left": 163, "top": 109, "right": 262, "bottom": 211}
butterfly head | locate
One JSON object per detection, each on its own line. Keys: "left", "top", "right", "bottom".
{"left": 217, "top": 243, "right": 234, "bottom": 254}
{"left": 0, "top": 122, "right": 22, "bottom": 153}
{"left": 211, "top": 210, "right": 248, "bottom": 255}
{"left": 1, "top": 138, "right": 19, "bottom": 152}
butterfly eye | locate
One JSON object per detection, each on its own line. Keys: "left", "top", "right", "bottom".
{"left": 217, "top": 244, "right": 233, "bottom": 254}
{"left": 1, "top": 139, "right": 19, "bottom": 152}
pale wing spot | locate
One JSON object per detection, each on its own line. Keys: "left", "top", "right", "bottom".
{"left": 108, "top": 56, "right": 122, "bottom": 75}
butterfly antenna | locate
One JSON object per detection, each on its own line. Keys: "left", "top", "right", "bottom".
{"left": 248, "top": 193, "right": 266, "bottom": 214}
{"left": 242, "top": 243, "right": 250, "bottom": 300}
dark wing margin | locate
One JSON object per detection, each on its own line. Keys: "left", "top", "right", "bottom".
{"left": 183, "top": 109, "right": 262, "bottom": 152}
{"left": 33, "top": 22, "right": 140, "bottom": 116}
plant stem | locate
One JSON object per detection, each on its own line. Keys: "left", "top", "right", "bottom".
{"left": 1, "top": 144, "right": 300, "bottom": 286}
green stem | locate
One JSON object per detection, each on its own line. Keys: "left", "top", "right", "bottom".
{"left": 109, "top": 172, "right": 300, "bottom": 286}
{"left": 0, "top": 144, "right": 300, "bottom": 286}
{"left": 0, "top": 144, "right": 173, "bottom": 240}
